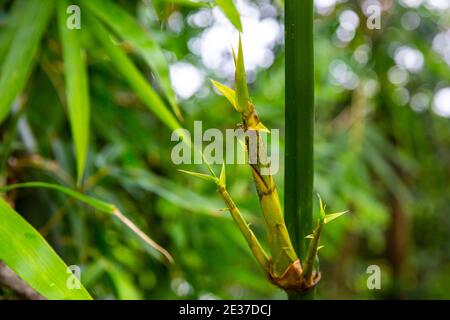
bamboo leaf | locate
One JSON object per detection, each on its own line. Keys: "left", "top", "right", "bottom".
{"left": 0, "top": 0, "right": 27, "bottom": 64}
{"left": 210, "top": 79, "right": 241, "bottom": 112}
{"left": 323, "top": 211, "right": 348, "bottom": 224}
{"left": 58, "top": 0, "right": 90, "bottom": 185}
{"left": 215, "top": 0, "right": 243, "bottom": 32}
{"left": 87, "top": 16, "right": 181, "bottom": 133}
{"left": 0, "top": 0, "right": 54, "bottom": 124}
{"left": 81, "top": 0, "right": 182, "bottom": 119}
{"left": 234, "top": 35, "right": 250, "bottom": 114}
{"left": 1, "top": 182, "right": 115, "bottom": 213}
{"left": 0, "top": 182, "right": 174, "bottom": 264}
{"left": 178, "top": 170, "right": 219, "bottom": 184}
{"left": 231, "top": 47, "right": 237, "bottom": 65}
{"left": 0, "top": 197, "right": 92, "bottom": 300}
{"left": 317, "top": 193, "right": 326, "bottom": 220}
{"left": 248, "top": 121, "right": 270, "bottom": 133}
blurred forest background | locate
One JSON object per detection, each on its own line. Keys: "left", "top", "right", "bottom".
{"left": 0, "top": 0, "right": 449, "bottom": 299}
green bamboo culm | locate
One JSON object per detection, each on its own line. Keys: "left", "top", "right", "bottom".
{"left": 284, "top": 0, "right": 315, "bottom": 297}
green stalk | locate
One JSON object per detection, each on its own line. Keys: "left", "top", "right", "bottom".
{"left": 284, "top": 0, "right": 315, "bottom": 299}
{"left": 217, "top": 184, "right": 271, "bottom": 273}
{"left": 284, "top": 0, "right": 315, "bottom": 261}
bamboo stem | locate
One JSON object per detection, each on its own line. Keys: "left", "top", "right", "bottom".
{"left": 246, "top": 132, "right": 297, "bottom": 277}
{"left": 284, "top": 0, "right": 315, "bottom": 262}
{"left": 284, "top": 0, "right": 316, "bottom": 299}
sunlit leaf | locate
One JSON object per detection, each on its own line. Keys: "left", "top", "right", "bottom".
{"left": 215, "top": 0, "right": 243, "bottom": 32}
{"left": 234, "top": 35, "right": 250, "bottom": 113}
{"left": 0, "top": 197, "right": 92, "bottom": 300}
{"left": 211, "top": 79, "right": 241, "bottom": 112}
{"left": 323, "top": 211, "right": 348, "bottom": 224}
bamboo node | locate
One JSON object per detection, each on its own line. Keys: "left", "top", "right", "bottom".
{"left": 268, "top": 259, "right": 321, "bottom": 293}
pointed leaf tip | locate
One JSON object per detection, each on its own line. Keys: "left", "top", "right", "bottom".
{"left": 235, "top": 35, "right": 250, "bottom": 113}
{"left": 215, "top": 0, "right": 243, "bottom": 32}
{"left": 317, "top": 193, "right": 326, "bottom": 220}
{"left": 324, "top": 211, "right": 348, "bottom": 224}
{"left": 178, "top": 169, "right": 219, "bottom": 184}
{"left": 231, "top": 47, "right": 237, "bottom": 65}
{"left": 219, "top": 163, "right": 226, "bottom": 187}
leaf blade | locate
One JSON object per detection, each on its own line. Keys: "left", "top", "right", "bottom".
{"left": 215, "top": 0, "right": 243, "bottom": 32}
{"left": 0, "top": 182, "right": 174, "bottom": 264}
{"left": 58, "top": 0, "right": 90, "bottom": 185}
{"left": 178, "top": 170, "right": 219, "bottom": 184}
{"left": 87, "top": 16, "right": 182, "bottom": 133}
{"left": 0, "top": 197, "right": 92, "bottom": 300}
{"left": 0, "top": 0, "right": 54, "bottom": 124}
{"left": 82, "top": 0, "right": 182, "bottom": 119}
{"left": 323, "top": 211, "right": 348, "bottom": 224}
{"left": 210, "top": 79, "right": 241, "bottom": 112}
{"left": 234, "top": 35, "right": 250, "bottom": 113}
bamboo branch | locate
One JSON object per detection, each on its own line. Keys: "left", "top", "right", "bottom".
{"left": 217, "top": 184, "right": 271, "bottom": 273}
{"left": 0, "top": 261, "right": 44, "bottom": 300}
{"left": 179, "top": 166, "right": 271, "bottom": 274}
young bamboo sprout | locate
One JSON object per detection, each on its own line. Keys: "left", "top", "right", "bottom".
{"left": 212, "top": 37, "right": 300, "bottom": 290}
{"left": 183, "top": 37, "right": 348, "bottom": 297}
{"left": 302, "top": 195, "right": 348, "bottom": 287}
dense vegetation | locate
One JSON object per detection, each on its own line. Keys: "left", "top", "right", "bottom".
{"left": 0, "top": 0, "right": 449, "bottom": 299}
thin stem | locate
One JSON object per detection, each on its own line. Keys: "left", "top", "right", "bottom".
{"left": 218, "top": 185, "right": 271, "bottom": 273}
{"left": 284, "top": 0, "right": 315, "bottom": 262}
{"left": 302, "top": 221, "right": 323, "bottom": 282}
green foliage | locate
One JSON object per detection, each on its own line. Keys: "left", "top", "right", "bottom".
{"left": 234, "top": 36, "right": 250, "bottom": 114}
{"left": 58, "top": 0, "right": 90, "bottom": 184}
{"left": 86, "top": 16, "right": 181, "bottom": 132}
{"left": 0, "top": 0, "right": 54, "bottom": 123}
{"left": 0, "top": 182, "right": 174, "bottom": 263}
{"left": 82, "top": 0, "right": 182, "bottom": 119}
{"left": 0, "top": 197, "right": 92, "bottom": 299}
{"left": 0, "top": 0, "right": 449, "bottom": 300}
{"left": 215, "top": 0, "right": 242, "bottom": 32}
